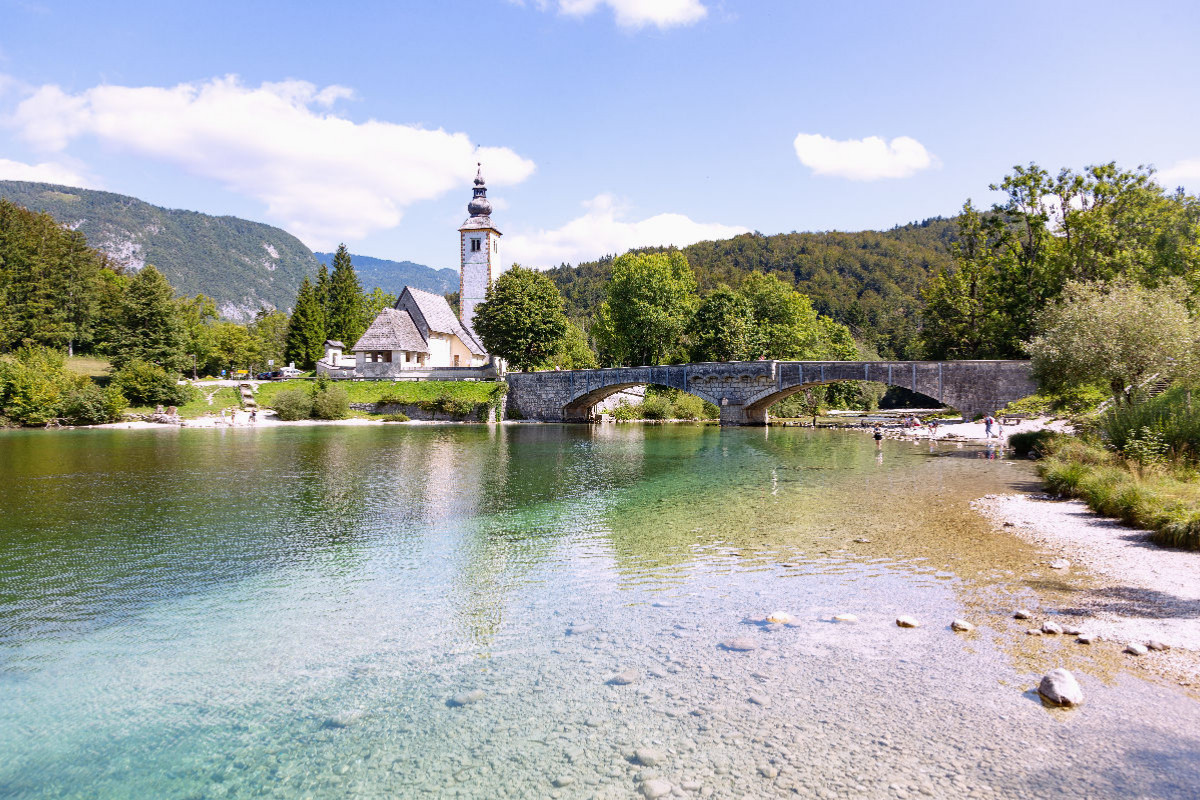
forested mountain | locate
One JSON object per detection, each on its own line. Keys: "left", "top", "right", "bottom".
{"left": 313, "top": 252, "right": 457, "bottom": 296}
{"left": 547, "top": 218, "right": 957, "bottom": 359}
{"left": 0, "top": 181, "right": 320, "bottom": 320}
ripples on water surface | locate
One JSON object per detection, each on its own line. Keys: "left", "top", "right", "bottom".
{"left": 1, "top": 424, "right": 1198, "bottom": 798}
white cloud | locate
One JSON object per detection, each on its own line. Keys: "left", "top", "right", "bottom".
{"left": 792, "top": 133, "right": 936, "bottom": 181}
{"left": 3, "top": 76, "right": 535, "bottom": 247}
{"left": 1158, "top": 158, "right": 1200, "bottom": 188}
{"left": 505, "top": 193, "right": 746, "bottom": 267}
{"left": 551, "top": 0, "right": 706, "bottom": 29}
{"left": 0, "top": 157, "right": 97, "bottom": 187}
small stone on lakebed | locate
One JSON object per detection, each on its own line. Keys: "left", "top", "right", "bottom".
{"left": 748, "top": 693, "right": 771, "bottom": 706}
{"left": 552, "top": 776, "right": 574, "bottom": 787}
{"left": 1014, "top": 609, "right": 1033, "bottom": 620}
{"left": 448, "top": 689, "right": 485, "bottom": 707}
{"left": 720, "top": 637, "right": 758, "bottom": 651}
{"left": 1038, "top": 668, "right": 1084, "bottom": 707}
{"left": 950, "top": 619, "right": 974, "bottom": 632}
{"left": 766, "top": 611, "right": 794, "bottom": 624}
{"left": 1147, "top": 640, "right": 1170, "bottom": 651}
{"left": 641, "top": 778, "right": 673, "bottom": 798}
{"left": 1042, "top": 622, "right": 1063, "bottom": 635}
{"left": 1050, "top": 559, "right": 1071, "bottom": 570}
{"left": 833, "top": 614, "right": 858, "bottom": 624}
{"left": 635, "top": 747, "right": 664, "bottom": 766}
{"left": 896, "top": 616, "right": 920, "bottom": 628}
{"left": 1125, "top": 643, "right": 1149, "bottom": 656}
{"left": 1077, "top": 633, "right": 1098, "bottom": 644}
{"left": 608, "top": 668, "right": 640, "bottom": 685}
{"left": 567, "top": 623, "right": 595, "bottom": 635}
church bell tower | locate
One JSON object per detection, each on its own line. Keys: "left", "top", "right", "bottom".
{"left": 458, "top": 163, "right": 501, "bottom": 333}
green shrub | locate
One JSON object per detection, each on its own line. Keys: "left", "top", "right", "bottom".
{"left": 311, "top": 385, "right": 350, "bottom": 420}
{"left": 113, "top": 359, "right": 195, "bottom": 406}
{"left": 58, "top": 383, "right": 126, "bottom": 425}
{"left": 382, "top": 413, "right": 410, "bottom": 422}
{"left": 0, "top": 346, "right": 73, "bottom": 425}
{"left": 1008, "top": 429, "right": 1061, "bottom": 458}
{"left": 271, "top": 388, "right": 313, "bottom": 421}
{"left": 640, "top": 395, "right": 674, "bottom": 420}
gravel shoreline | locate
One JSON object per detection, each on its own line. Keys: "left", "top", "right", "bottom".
{"left": 974, "top": 492, "right": 1200, "bottom": 684}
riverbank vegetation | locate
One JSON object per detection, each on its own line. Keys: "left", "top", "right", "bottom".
{"left": 257, "top": 379, "right": 507, "bottom": 421}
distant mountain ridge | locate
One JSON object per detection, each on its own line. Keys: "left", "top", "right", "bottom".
{"left": 313, "top": 252, "right": 457, "bottom": 297}
{"left": 0, "top": 180, "right": 321, "bottom": 320}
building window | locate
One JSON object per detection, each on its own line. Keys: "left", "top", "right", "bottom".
{"left": 470, "top": 238, "right": 481, "bottom": 252}
{"left": 494, "top": 239, "right": 498, "bottom": 253}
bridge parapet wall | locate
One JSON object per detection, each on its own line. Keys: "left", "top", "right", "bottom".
{"left": 505, "top": 360, "right": 1035, "bottom": 425}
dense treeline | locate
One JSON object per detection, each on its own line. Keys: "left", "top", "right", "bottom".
{"left": 548, "top": 218, "right": 956, "bottom": 359}
{"left": 0, "top": 200, "right": 387, "bottom": 425}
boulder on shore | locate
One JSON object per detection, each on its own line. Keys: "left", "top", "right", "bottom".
{"left": 1038, "top": 668, "right": 1084, "bottom": 706}
{"left": 896, "top": 616, "right": 920, "bottom": 628}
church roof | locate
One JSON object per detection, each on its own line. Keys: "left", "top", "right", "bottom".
{"left": 350, "top": 308, "right": 429, "bottom": 354}
{"left": 402, "top": 287, "right": 488, "bottom": 356}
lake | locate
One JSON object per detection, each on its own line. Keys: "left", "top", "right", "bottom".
{"left": 1, "top": 424, "right": 1198, "bottom": 798}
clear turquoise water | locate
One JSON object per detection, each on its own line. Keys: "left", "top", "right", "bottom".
{"left": 1, "top": 424, "right": 1198, "bottom": 798}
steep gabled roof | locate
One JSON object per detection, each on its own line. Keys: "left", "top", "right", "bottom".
{"left": 401, "top": 287, "right": 487, "bottom": 356}
{"left": 350, "top": 307, "right": 429, "bottom": 353}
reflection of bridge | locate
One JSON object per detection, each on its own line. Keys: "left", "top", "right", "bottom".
{"left": 506, "top": 360, "right": 1035, "bottom": 426}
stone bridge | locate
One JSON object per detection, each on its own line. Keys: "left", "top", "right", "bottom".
{"left": 505, "top": 360, "right": 1035, "bottom": 426}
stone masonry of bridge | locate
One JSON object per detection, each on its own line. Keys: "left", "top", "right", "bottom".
{"left": 505, "top": 360, "right": 1036, "bottom": 426}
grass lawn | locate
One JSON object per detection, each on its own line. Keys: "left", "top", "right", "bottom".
{"left": 255, "top": 379, "right": 506, "bottom": 408}
{"left": 65, "top": 356, "right": 112, "bottom": 378}
{"left": 128, "top": 386, "right": 243, "bottom": 419}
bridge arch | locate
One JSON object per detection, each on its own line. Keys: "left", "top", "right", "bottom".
{"left": 563, "top": 381, "right": 721, "bottom": 421}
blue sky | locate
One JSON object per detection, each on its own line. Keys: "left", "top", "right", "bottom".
{"left": 1, "top": 0, "right": 1198, "bottom": 271}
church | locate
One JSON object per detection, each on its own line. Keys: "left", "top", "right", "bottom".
{"left": 318, "top": 166, "right": 500, "bottom": 378}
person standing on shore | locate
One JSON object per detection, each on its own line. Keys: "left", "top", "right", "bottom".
{"left": 984, "top": 415, "right": 994, "bottom": 438}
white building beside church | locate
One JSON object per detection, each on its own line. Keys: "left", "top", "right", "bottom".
{"left": 318, "top": 165, "right": 500, "bottom": 379}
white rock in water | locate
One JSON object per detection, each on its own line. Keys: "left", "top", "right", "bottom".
{"left": 748, "top": 693, "right": 771, "bottom": 706}
{"left": 635, "top": 747, "right": 664, "bottom": 766}
{"left": 720, "top": 637, "right": 758, "bottom": 651}
{"left": 1014, "top": 609, "right": 1033, "bottom": 620}
{"left": 552, "top": 775, "right": 574, "bottom": 787}
{"left": 1050, "top": 559, "right": 1071, "bottom": 570}
{"left": 833, "top": 614, "right": 859, "bottom": 624}
{"left": 1076, "top": 633, "right": 1097, "bottom": 644}
{"left": 766, "top": 611, "right": 794, "bottom": 624}
{"left": 1026, "top": 629, "right": 1043, "bottom": 636}
{"left": 1042, "top": 621, "right": 1063, "bottom": 635}
{"left": 1125, "top": 643, "right": 1149, "bottom": 656}
{"left": 1038, "top": 668, "right": 1084, "bottom": 706}
{"left": 950, "top": 619, "right": 975, "bottom": 632}
{"left": 448, "top": 689, "right": 485, "bottom": 707}
{"left": 1147, "top": 640, "right": 1170, "bottom": 651}
{"left": 641, "top": 778, "right": 673, "bottom": 798}
{"left": 1062, "top": 626, "right": 1082, "bottom": 636}
{"left": 896, "top": 616, "right": 920, "bottom": 628}
{"left": 608, "top": 668, "right": 640, "bottom": 685}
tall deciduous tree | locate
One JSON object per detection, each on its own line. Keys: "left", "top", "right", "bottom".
{"left": 739, "top": 272, "right": 820, "bottom": 359}
{"left": 110, "top": 265, "right": 188, "bottom": 372}
{"left": 1029, "top": 280, "right": 1195, "bottom": 405}
{"left": 597, "top": 251, "right": 696, "bottom": 366}
{"left": 284, "top": 277, "right": 326, "bottom": 369}
{"left": 472, "top": 265, "right": 569, "bottom": 371}
{"left": 326, "top": 244, "right": 364, "bottom": 346}
{"left": 689, "top": 285, "right": 755, "bottom": 362}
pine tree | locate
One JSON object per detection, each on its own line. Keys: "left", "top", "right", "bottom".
{"left": 326, "top": 244, "right": 365, "bottom": 346}
{"left": 284, "top": 277, "right": 326, "bottom": 369}
{"left": 110, "top": 266, "right": 188, "bottom": 371}
{"left": 314, "top": 263, "right": 330, "bottom": 319}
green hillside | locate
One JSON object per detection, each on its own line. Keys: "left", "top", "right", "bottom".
{"left": 313, "top": 251, "right": 457, "bottom": 296}
{"left": 0, "top": 180, "right": 320, "bottom": 320}
{"left": 547, "top": 218, "right": 957, "bottom": 359}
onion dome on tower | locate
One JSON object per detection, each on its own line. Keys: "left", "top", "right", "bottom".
{"left": 466, "top": 163, "right": 493, "bottom": 218}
